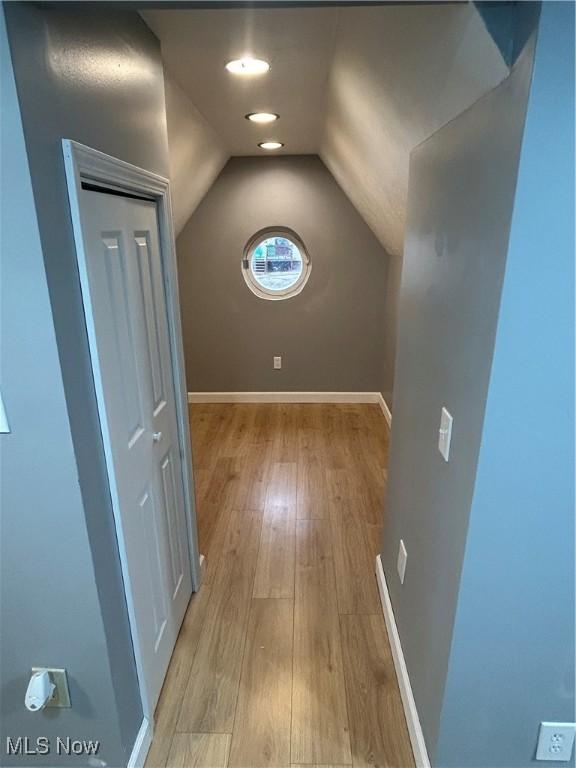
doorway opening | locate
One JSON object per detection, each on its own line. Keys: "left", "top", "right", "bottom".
{"left": 137, "top": 4, "right": 510, "bottom": 767}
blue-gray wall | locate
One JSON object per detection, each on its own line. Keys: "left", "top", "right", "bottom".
{"left": 380, "top": 22, "right": 536, "bottom": 764}
{"left": 1, "top": 4, "right": 172, "bottom": 764}
{"left": 1, "top": 10, "right": 137, "bottom": 767}
{"left": 436, "top": 4, "right": 575, "bottom": 765}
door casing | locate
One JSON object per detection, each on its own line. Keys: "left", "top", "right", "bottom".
{"left": 62, "top": 139, "right": 201, "bottom": 719}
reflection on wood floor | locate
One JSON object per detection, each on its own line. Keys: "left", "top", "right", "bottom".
{"left": 145, "top": 403, "right": 414, "bottom": 768}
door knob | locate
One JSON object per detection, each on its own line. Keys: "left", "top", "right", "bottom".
{"left": 153, "top": 431, "right": 163, "bottom": 443}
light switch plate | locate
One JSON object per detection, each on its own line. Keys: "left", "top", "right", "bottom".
{"left": 438, "top": 407, "right": 453, "bottom": 462}
{"left": 397, "top": 539, "right": 407, "bottom": 584}
{"left": 273, "top": 356, "right": 282, "bottom": 370}
{"left": 536, "top": 722, "right": 576, "bottom": 761}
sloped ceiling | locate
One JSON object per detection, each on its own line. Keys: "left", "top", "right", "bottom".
{"left": 320, "top": 4, "right": 509, "bottom": 256}
{"left": 164, "top": 73, "right": 228, "bottom": 234}
{"left": 143, "top": 4, "right": 508, "bottom": 252}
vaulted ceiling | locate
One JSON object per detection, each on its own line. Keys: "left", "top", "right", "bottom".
{"left": 142, "top": 4, "right": 508, "bottom": 254}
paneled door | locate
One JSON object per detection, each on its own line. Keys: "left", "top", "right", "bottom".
{"left": 80, "top": 188, "right": 192, "bottom": 713}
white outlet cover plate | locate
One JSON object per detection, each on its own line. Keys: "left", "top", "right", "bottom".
{"left": 536, "top": 722, "right": 576, "bottom": 762}
{"left": 31, "top": 667, "right": 71, "bottom": 708}
{"left": 397, "top": 539, "right": 407, "bottom": 584}
{"left": 0, "top": 392, "right": 9, "bottom": 434}
{"left": 274, "top": 356, "right": 282, "bottom": 369}
{"left": 438, "top": 407, "right": 453, "bottom": 462}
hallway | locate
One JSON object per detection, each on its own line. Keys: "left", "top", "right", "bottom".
{"left": 146, "top": 403, "right": 414, "bottom": 767}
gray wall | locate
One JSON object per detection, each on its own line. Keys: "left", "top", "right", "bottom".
{"left": 1, "top": 4, "right": 172, "bottom": 764}
{"left": 436, "top": 4, "right": 575, "bottom": 765}
{"left": 380, "top": 36, "right": 535, "bottom": 761}
{"left": 177, "top": 155, "right": 389, "bottom": 392}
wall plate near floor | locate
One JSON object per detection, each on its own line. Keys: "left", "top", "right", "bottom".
{"left": 0, "top": 391, "right": 10, "bottom": 433}
{"left": 536, "top": 722, "right": 576, "bottom": 761}
{"left": 31, "top": 668, "right": 71, "bottom": 708}
{"left": 397, "top": 539, "right": 407, "bottom": 584}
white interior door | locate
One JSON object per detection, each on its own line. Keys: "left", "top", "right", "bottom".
{"left": 79, "top": 188, "right": 192, "bottom": 713}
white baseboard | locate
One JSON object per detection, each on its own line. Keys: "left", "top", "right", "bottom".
{"left": 127, "top": 717, "right": 153, "bottom": 768}
{"left": 377, "top": 393, "right": 392, "bottom": 427}
{"left": 188, "top": 391, "right": 383, "bottom": 405}
{"left": 375, "top": 555, "right": 430, "bottom": 768}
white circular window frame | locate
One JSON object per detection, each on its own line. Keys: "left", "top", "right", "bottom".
{"left": 242, "top": 226, "right": 312, "bottom": 301}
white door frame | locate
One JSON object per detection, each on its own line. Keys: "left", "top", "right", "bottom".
{"left": 62, "top": 139, "right": 201, "bottom": 719}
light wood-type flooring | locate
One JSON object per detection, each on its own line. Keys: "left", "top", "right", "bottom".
{"left": 145, "top": 404, "right": 414, "bottom": 768}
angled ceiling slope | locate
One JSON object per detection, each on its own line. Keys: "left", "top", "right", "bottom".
{"left": 320, "top": 3, "right": 509, "bottom": 256}
{"left": 163, "top": 73, "right": 228, "bottom": 235}
{"left": 144, "top": 4, "right": 508, "bottom": 251}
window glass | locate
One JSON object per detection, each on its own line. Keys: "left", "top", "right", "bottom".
{"left": 243, "top": 229, "right": 311, "bottom": 300}
{"left": 251, "top": 236, "right": 303, "bottom": 292}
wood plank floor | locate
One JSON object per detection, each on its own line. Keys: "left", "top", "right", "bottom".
{"left": 146, "top": 404, "right": 414, "bottom": 768}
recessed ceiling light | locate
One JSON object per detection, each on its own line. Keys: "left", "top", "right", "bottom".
{"left": 245, "top": 112, "right": 279, "bottom": 124}
{"left": 225, "top": 58, "right": 270, "bottom": 76}
{"left": 259, "top": 141, "right": 284, "bottom": 151}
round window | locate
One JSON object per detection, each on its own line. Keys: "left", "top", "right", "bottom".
{"left": 242, "top": 228, "right": 311, "bottom": 300}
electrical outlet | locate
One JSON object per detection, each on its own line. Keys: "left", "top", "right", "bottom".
{"left": 397, "top": 539, "right": 407, "bottom": 584}
{"left": 31, "top": 668, "right": 71, "bottom": 708}
{"left": 536, "top": 723, "right": 576, "bottom": 762}
{"left": 274, "top": 356, "right": 282, "bottom": 370}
